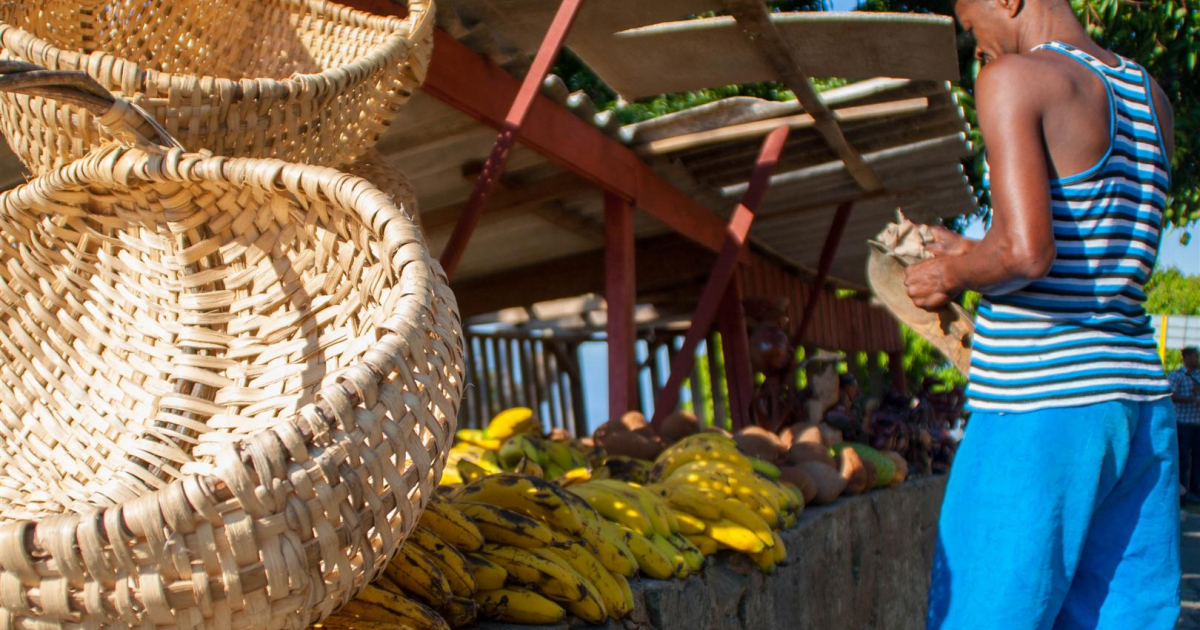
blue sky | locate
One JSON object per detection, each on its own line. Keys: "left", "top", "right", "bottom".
{"left": 829, "top": 0, "right": 861, "bottom": 10}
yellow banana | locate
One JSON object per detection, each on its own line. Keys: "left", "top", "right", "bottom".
{"left": 651, "top": 437, "right": 749, "bottom": 480}
{"left": 751, "top": 547, "right": 777, "bottom": 572}
{"left": 612, "top": 571, "right": 635, "bottom": 617}
{"left": 704, "top": 518, "right": 765, "bottom": 554}
{"left": 453, "top": 501, "right": 557, "bottom": 549}
{"left": 557, "top": 466, "right": 593, "bottom": 487}
{"left": 408, "top": 526, "right": 476, "bottom": 597}
{"left": 771, "top": 529, "right": 787, "bottom": 563}
{"left": 513, "top": 456, "right": 545, "bottom": 478}
{"left": 649, "top": 532, "right": 689, "bottom": 578}
{"left": 571, "top": 484, "right": 654, "bottom": 535}
{"left": 465, "top": 553, "right": 508, "bottom": 591}
{"left": 587, "top": 518, "right": 638, "bottom": 578}
{"left": 669, "top": 533, "right": 705, "bottom": 572}
{"left": 385, "top": 543, "right": 454, "bottom": 608}
{"left": 456, "top": 428, "right": 503, "bottom": 450}
{"left": 717, "top": 497, "right": 775, "bottom": 548}
{"left": 456, "top": 460, "right": 491, "bottom": 484}
{"left": 546, "top": 543, "right": 626, "bottom": 619}
{"left": 440, "top": 466, "right": 464, "bottom": 486}
{"left": 457, "top": 473, "right": 584, "bottom": 535}
{"left": 347, "top": 585, "right": 451, "bottom": 630}
{"left": 672, "top": 510, "right": 706, "bottom": 535}
{"left": 592, "top": 480, "right": 671, "bottom": 537}
{"left": 474, "top": 587, "right": 566, "bottom": 625}
{"left": 658, "top": 484, "right": 723, "bottom": 520}
{"left": 439, "top": 596, "right": 478, "bottom": 628}
{"left": 684, "top": 533, "right": 720, "bottom": 555}
{"left": 484, "top": 407, "right": 537, "bottom": 440}
{"left": 477, "top": 544, "right": 585, "bottom": 603}
{"left": 618, "top": 525, "right": 675, "bottom": 580}
{"left": 420, "top": 499, "right": 484, "bottom": 552}
{"left": 529, "top": 547, "right": 609, "bottom": 624}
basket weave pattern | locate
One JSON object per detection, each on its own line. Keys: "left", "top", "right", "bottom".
{"left": 0, "top": 0, "right": 434, "bottom": 172}
{"left": 0, "top": 144, "right": 463, "bottom": 628}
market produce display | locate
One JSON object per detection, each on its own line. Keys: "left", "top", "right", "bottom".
{"left": 322, "top": 405, "right": 916, "bottom": 629}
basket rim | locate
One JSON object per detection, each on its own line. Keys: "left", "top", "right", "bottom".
{"left": 0, "top": 0, "right": 432, "bottom": 100}
{"left": 0, "top": 143, "right": 444, "bottom": 535}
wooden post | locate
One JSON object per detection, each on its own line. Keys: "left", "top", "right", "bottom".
{"left": 889, "top": 351, "right": 907, "bottom": 393}
{"left": 650, "top": 126, "right": 790, "bottom": 430}
{"left": 438, "top": 0, "right": 587, "bottom": 278}
{"left": 717, "top": 279, "right": 754, "bottom": 430}
{"left": 794, "top": 201, "right": 854, "bottom": 345}
{"left": 605, "top": 192, "right": 637, "bottom": 420}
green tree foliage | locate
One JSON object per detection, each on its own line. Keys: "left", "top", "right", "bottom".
{"left": 1145, "top": 267, "right": 1200, "bottom": 370}
{"left": 863, "top": 0, "right": 1198, "bottom": 228}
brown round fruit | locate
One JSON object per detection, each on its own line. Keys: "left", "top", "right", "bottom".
{"left": 660, "top": 410, "right": 700, "bottom": 443}
{"left": 837, "top": 447, "right": 871, "bottom": 496}
{"left": 786, "top": 441, "right": 835, "bottom": 468}
{"left": 778, "top": 466, "right": 818, "bottom": 505}
{"left": 619, "top": 411, "right": 649, "bottom": 432}
{"left": 735, "top": 426, "right": 786, "bottom": 462}
{"left": 603, "top": 431, "right": 662, "bottom": 461}
{"left": 797, "top": 462, "right": 847, "bottom": 505}
{"left": 787, "top": 422, "right": 824, "bottom": 446}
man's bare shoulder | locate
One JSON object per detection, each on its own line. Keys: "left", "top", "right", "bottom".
{"left": 976, "top": 52, "right": 1075, "bottom": 106}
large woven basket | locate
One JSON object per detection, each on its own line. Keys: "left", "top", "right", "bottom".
{"left": 0, "top": 69, "right": 463, "bottom": 629}
{"left": 0, "top": 0, "right": 434, "bottom": 173}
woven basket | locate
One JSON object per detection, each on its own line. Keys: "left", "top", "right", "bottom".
{"left": 0, "top": 0, "right": 434, "bottom": 173}
{"left": 345, "top": 149, "right": 424, "bottom": 232}
{"left": 0, "top": 68, "right": 463, "bottom": 629}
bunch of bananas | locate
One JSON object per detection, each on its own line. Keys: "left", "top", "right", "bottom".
{"left": 647, "top": 434, "right": 804, "bottom": 572}
{"left": 567, "top": 479, "right": 705, "bottom": 580}
{"left": 444, "top": 408, "right": 597, "bottom": 485}
{"left": 447, "top": 473, "right": 636, "bottom": 625}
{"left": 318, "top": 497, "right": 486, "bottom": 630}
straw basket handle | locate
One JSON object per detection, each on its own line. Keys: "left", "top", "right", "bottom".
{"left": 0, "top": 60, "right": 183, "bottom": 150}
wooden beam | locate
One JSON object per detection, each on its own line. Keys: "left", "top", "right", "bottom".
{"left": 417, "top": 29, "right": 746, "bottom": 260}
{"left": 530, "top": 201, "right": 605, "bottom": 245}
{"left": 438, "top": 0, "right": 588, "bottom": 278}
{"left": 795, "top": 201, "right": 854, "bottom": 344}
{"left": 717, "top": 278, "right": 754, "bottom": 430}
{"left": 636, "top": 97, "right": 929, "bottom": 156}
{"left": 722, "top": 0, "right": 885, "bottom": 193}
{"left": 651, "top": 126, "right": 790, "bottom": 429}
{"left": 605, "top": 193, "right": 637, "bottom": 419}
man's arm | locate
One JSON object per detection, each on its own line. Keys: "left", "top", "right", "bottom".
{"left": 905, "top": 56, "right": 1057, "bottom": 309}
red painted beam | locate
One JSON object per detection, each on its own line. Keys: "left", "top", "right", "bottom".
{"left": 439, "top": 0, "right": 587, "bottom": 278}
{"left": 605, "top": 192, "right": 637, "bottom": 419}
{"left": 650, "top": 126, "right": 790, "bottom": 430}
{"left": 794, "top": 201, "right": 854, "bottom": 345}
{"left": 717, "top": 278, "right": 754, "bottom": 430}
{"left": 420, "top": 30, "right": 744, "bottom": 260}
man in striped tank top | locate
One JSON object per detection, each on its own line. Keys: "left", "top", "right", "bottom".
{"left": 903, "top": 0, "right": 1179, "bottom": 627}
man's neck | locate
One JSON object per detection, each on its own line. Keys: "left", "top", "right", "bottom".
{"left": 1015, "top": 5, "right": 1111, "bottom": 62}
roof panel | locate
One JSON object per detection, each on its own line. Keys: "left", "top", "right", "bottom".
{"left": 572, "top": 12, "right": 959, "bottom": 99}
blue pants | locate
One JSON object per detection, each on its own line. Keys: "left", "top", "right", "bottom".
{"left": 927, "top": 398, "right": 1180, "bottom": 629}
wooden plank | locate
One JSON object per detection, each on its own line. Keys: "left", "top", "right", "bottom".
{"left": 636, "top": 97, "right": 929, "bottom": 156}
{"left": 717, "top": 279, "right": 754, "bottom": 430}
{"left": 651, "top": 126, "right": 789, "bottom": 429}
{"left": 605, "top": 193, "right": 637, "bottom": 419}
{"left": 481, "top": 336, "right": 498, "bottom": 421}
{"left": 438, "top": 0, "right": 589, "bottom": 278}
{"left": 721, "top": 1, "right": 884, "bottom": 193}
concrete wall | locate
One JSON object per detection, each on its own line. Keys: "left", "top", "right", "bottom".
{"left": 482, "top": 475, "right": 947, "bottom": 630}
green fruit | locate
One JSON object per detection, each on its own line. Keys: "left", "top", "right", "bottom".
{"left": 748, "top": 456, "right": 782, "bottom": 480}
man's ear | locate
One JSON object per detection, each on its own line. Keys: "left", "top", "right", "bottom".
{"left": 999, "top": 0, "right": 1024, "bottom": 18}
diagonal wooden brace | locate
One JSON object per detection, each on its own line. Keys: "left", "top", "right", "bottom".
{"left": 650, "top": 125, "right": 791, "bottom": 430}
{"left": 438, "top": 0, "right": 587, "bottom": 279}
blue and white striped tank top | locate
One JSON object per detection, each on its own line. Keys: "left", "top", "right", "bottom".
{"left": 967, "top": 41, "right": 1172, "bottom": 414}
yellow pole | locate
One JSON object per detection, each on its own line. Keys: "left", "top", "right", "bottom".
{"left": 1158, "top": 314, "right": 1169, "bottom": 362}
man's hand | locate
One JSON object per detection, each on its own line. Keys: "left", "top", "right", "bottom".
{"left": 925, "top": 226, "right": 978, "bottom": 258}
{"left": 905, "top": 257, "right": 958, "bottom": 309}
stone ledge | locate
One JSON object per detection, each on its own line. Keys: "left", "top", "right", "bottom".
{"left": 478, "top": 476, "right": 947, "bottom": 630}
